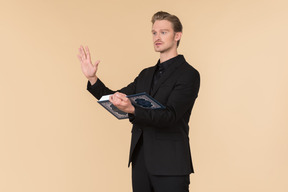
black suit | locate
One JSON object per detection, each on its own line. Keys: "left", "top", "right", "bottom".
{"left": 87, "top": 55, "right": 200, "bottom": 190}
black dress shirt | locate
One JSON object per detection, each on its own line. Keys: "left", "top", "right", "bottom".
{"left": 151, "top": 55, "right": 181, "bottom": 92}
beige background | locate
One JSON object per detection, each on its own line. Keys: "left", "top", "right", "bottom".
{"left": 1, "top": 0, "right": 287, "bottom": 191}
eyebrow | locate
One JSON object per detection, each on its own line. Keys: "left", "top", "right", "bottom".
{"left": 151, "top": 29, "right": 170, "bottom": 32}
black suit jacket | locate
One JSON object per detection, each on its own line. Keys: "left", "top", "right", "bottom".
{"left": 87, "top": 55, "right": 200, "bottom": 175}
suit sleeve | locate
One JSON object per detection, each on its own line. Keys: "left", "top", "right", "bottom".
{"left": 129, "top": 70, "right": 200, "bottom": 127}
{"left": 87, "top": 76, "right": 138, "bottom": 100}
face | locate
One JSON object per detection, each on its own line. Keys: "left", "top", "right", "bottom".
{"left": 152, "top": 20, "right": 181, "bottom": 53}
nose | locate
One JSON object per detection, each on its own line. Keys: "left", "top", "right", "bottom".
{"left": 154, "top": 33, "right": 161, "bottom": 42}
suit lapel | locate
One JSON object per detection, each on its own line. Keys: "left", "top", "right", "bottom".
{"left": 144, "top": 65, "right": 157, "bottom": 95}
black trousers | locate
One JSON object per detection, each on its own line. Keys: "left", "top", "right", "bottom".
{"left": 131, "top": 135, "right": 190, "bottom": 192}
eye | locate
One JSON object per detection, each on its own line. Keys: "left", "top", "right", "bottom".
{"left": 161, "top": 31, "right": 167, "bottom": 35}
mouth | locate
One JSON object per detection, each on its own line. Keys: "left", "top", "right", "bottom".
{"left": 155, "top": 42, "right": 162, "bottom": 46}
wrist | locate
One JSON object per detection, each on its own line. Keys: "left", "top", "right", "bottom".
{"left": 126, "top": 105, "right": 135, "bottom": 115}
{"left": 88, "top": 76, "right": 98, "bottom": 85}
{"left": 128, "top": 105, "right": 135, "bottom": 114}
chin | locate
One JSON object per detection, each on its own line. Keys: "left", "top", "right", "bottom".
{"left": 154, "top": 47, "right": 164, "bottom": 52}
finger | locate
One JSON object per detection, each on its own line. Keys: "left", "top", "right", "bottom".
{"left": 77, "top": 54, "right": 82, "bottom": 62}
{"left": 78, "top": 47, "right": 83, "bottom": 58}
{"left": 116, "top": 92, "right": 127, "bottom": 100}
{"left": 94, "top": 60, "right": 100, "bottom": 68}
{"left": 113, "top": 92, "right": 121, "bottom": 100}
{"left": 122, "top": 97, "right": 129, "bottom": 102}
{"left": 85, "top": 46, "right": 91, "bottom": 61}
{"left": 94, "top": 60, "right": 100, "bottom": 65}
{"left": 110, "top": 94, "right": 119, "bottom": 102}
{"left": 79, "top": 46, "right": 84, "bottom": 55}
{"left": 79, "top": 46, "right": 87, "bottom": 59}
{"left": 109, "top": 95, "right": 115, "bottom": 105}
{"left": 114, "top": 93, "right": 125, "bottom": 103}
{"left": 110, "top": 95, "right": 120, "bottom": 106}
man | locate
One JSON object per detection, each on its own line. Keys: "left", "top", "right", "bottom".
{"left": 78, "top": 11, "right": 200, "bottom": 192}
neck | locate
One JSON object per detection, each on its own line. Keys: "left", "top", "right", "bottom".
{"left": 159, "top": 49, "right": 178, "bottom": 63}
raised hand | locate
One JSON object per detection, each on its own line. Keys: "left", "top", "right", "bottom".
{"left": 78, "top": 45, "right": 100, "bottom": 85}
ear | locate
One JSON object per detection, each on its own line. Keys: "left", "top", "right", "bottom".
{"left": 174, "top": 32, "right": 182, "bottom": 42}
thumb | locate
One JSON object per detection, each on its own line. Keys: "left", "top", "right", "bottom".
{"left": 94, "top": 60, "right": 100, "bottom": 66}
{"left": 94, "top": 60, "right": 100, "bottom": 70}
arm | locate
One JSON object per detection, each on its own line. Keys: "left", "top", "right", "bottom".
{"left": 87, "top": 77, "right": 138, "bottom": 114}
{"left": 130, "top": 70, "right": 200, "bottom": 127}
{"left": 87, "top": 81, "right": 135, "bottom": 114}
{"left": 78, "top": 46, "right": 147, "bottom": 115}
{"left": 78, "top": 45, "right": 138, "bottom": 113}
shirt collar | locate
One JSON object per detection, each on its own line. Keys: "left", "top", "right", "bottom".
{"left": 157, "top": 55, "right": 182, "bottom": 71}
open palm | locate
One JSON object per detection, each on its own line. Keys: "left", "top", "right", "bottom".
{"left": 78, "top": 46, "right": 100, "bottom": 80}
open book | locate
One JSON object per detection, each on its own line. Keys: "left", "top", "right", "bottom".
{"left": 97, "top": 92, "right": 165, "bottom": 119}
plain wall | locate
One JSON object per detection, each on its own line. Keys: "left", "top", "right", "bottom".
{"left": 0, "top": 0, "right": 287, "bottom": 191}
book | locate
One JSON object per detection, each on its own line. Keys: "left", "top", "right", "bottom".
{"left": 97, "top": 92, "right": 165, "bottom": 119}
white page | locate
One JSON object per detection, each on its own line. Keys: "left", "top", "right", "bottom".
{"left": 98, "top": 94, "right": 112, "bottom": 101}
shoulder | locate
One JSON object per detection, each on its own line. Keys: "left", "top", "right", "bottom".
{"left": 137, "top": 65, "right": 156, "bottom": 76}
{"left": 176, "top": 59, "right": 201, "bottom": 94}
{"left": 178, "top": 57, "right": 200, "bottom": 81}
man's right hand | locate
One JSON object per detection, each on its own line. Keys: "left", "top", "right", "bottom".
{"left": 78, "top": 45, "right": 100, "bottom": 85}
